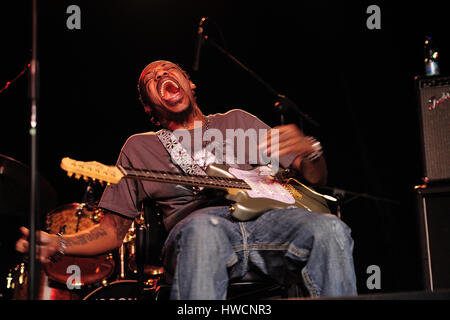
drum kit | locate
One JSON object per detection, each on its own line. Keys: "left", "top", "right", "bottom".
{"left": 1, "top": 154, "right": 166, "bottom": 300}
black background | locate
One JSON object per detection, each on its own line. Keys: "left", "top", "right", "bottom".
{"left": 1, "top": 0, "right": 449, "bottom": 297}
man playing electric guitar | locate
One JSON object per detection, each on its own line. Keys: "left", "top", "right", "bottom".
{"left": 16, "top": 60, "right": 357, "bottom": 299}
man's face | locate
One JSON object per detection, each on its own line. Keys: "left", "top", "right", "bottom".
{"left": 139, "top": 61, "right": 196, "bottom": 122}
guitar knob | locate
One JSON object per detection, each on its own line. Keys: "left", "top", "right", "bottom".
{"left": 229, "top": 205, "right": 235, "bottom": 212}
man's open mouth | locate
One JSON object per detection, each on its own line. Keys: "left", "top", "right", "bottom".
{"left": 157, "top": 76, "right": 184, "bottom": 105}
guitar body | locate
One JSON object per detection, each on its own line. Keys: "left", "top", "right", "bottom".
{"left": 205, "top": 164, "right": 331, "bottom": 221}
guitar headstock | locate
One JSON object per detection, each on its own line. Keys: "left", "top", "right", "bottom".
{"left": 60, "top": 157, "right": 123, "bottom": 185}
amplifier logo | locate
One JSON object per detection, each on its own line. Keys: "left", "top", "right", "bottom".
{"left": 428, "top": 91, "right": 450, "bottom": 110}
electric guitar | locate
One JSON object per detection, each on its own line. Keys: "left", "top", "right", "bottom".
{"left": 60, "top": 157, "right": 336, "bottom": 221}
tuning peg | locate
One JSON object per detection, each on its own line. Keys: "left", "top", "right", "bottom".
{"left": 74, "top": 174, "right": 81, "bottom": 179}
{"left": 67, "top": 172, "right": 73, "bottom": 177}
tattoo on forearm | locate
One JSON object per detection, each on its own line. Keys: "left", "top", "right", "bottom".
{"left": 103, "top": 212, "right": 133, "bottom": 242}
{"left": 63, "top": 212, "right": 132, "bottom": 248}
{"left": 65, "top": 227, "right": 108, "bottom": 247}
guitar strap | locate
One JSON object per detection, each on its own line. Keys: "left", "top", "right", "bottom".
{"left": 156, "top": 129, "right": 234, "bottom": 209}
{"left": 156, "top": 129, "right": 207, "bottom": 176}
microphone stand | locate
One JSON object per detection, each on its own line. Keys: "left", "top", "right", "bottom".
{"left": 28, "top": 0, "right": 40, "bottom": 300}
{"left": 202, "top": 36, "right": 320, "bottom": 129}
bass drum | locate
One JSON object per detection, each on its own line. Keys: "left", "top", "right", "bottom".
{"left": 43, "top": 203, "right": 116, "bottom": 287}
{"left": 82, "top": 280, "right": 139, "bottom": 300}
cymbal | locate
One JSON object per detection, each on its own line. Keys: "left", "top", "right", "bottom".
{"left": 0, "top": 154, "right": 57, "bottom": 217}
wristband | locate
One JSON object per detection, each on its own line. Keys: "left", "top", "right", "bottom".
{"left": 57, "top": 232, "right": 67, "bottom": 256}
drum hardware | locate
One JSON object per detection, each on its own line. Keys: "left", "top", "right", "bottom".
{"left": 144, "top": 266, "right": 164, "bottom": 276}
{"left": 118, "top": 244, "right": 126, "bottom": 280}
{"left": 118, "top": 214, "right": 149, "bottom": 278}
{"left": 43, "top": 203, "right": 116, "bottom": 288}
{"left": 82, "top": 277, "right": 166, "bottom": 301}
{"left": 134, "top": 212, "right": 145, "bottom": 226}
{"left": 5, "top": 263, "right": 26, "bottom": 291}
{"left": 17, "top": 263, "right": 26, "bottom": 287}
{"left": 92, "top": 208, "right": 104, "bottom": 222}
{"left": 7, "top": 262, "right": 30, "bottom": 300}
{"left": 1, "top": 163, "right": 166, "bottom": 300}
{"left": 6, "top": 272, "right": 14, "bottom": 291}
{"left": 58, "top": 225, "right": 66, "bottom": 235}
{"left": 82, "top": 182, "right": 96, "bottom": 211}
{"left": 6, "top": 196, "right": 167, "bottom": 300}
{"left": 82, "top": 280, "right": 140, "bottom": 300}
{"left": 143, "top": 278, "right": 158, "bottom": 288}
{"left": 6, "top": 261, "right": 84, "bottom": 300}
{"left": 0, "top": 154, "right": 57, "bottom": 300}
{"left": 74, "top": 203, "right": 84, "bottom": 234}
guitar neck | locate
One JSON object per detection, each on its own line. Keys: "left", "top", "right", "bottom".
{"left": 119, "top": 166, "right": 251, "bottom": 190}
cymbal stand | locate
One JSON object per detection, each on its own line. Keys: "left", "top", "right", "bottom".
{"left": 135, "top": 217, "right": 146, "bottom": 300}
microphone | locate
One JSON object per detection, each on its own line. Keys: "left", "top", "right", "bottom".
{"left": 193, "top": 17, "right": 208, "bottom": 72}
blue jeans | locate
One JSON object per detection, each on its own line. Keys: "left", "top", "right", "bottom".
{"left": 162, "top": 206, "right": 357, "bottom": 299}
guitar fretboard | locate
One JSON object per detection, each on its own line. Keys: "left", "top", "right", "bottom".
{"left": 120, "top": 166, "right": 252, "bottom": 190}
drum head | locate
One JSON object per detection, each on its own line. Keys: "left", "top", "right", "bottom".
{"left": 43, "top": 203, "right": 115, "bottom": 285}
{"left": 44, "top": 254, "right": 115, "bottom": 285}
{"left": 45, "top": 202, "right": 103, "bottom": 234}
{"left": 83, "top": 280, "right": 139, "bottom": 300}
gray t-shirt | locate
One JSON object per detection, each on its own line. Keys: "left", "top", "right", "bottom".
{"left": 98, "top": 109, "right": 296, "bottom": 231}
